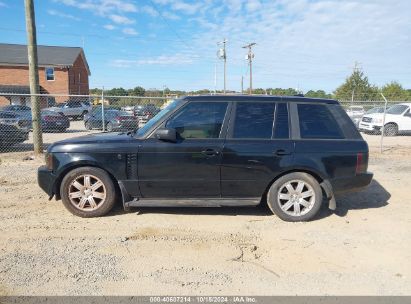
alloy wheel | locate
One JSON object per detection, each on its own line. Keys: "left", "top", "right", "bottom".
{"left": 277, "top": 179, "right": 316, "bottom": 217}
{"left": 68, "top": 174, "right": 106, "bottom": 211}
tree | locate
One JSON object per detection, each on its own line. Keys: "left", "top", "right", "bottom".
{"left": 334, "top": 70, "right": 379, "bottom": 100}
{"left": 90, "top": 88, "right": 103, "bottom": 95}
{"left": 163, "top": 87, "right": 171, "bottom": 96}
{"left": 129, "top": 86, "right": 145, "bottom": 96}
{"left": 305, "top": 90, "right": 332, "bottom": 99}
{"left": 106, "top": 87, "right": 128, "bottom": 96}
{"left": 252, "top": 88, "right": 266, "bottom": 95}
{"left": 267, "top": 88, "right": 298, "bottom": 96}
{"left": 381, "top": 82, "right": 409, "bottom": 101}
{"left": 192, "top": 89, "right": 212, "bottom": 95}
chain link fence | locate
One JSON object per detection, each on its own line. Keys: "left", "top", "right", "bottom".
{"left": 339, "top": 99, "right": 411, "bottom": 152}
{"left": 0, "top": 93, "right": 169, "bottom": 153}
{"left": 0, "top": 93, "right": 410, "bottom": 154}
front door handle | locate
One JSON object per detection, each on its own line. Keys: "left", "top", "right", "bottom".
{"left": 201, "top": 148, "right": 220, "bottom": 156}
{"left": 274, "top": 149, "right": 291, "bottom": 156}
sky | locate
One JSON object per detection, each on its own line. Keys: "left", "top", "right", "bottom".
{"left": 0, "top": 0, "right": 410, "bottom": 93}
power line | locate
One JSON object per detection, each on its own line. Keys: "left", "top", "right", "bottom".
{"left": 147, "top": 0, "right": 194, "bottom": 51}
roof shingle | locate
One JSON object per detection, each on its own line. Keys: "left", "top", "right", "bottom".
{"left": 0, "top": 43, "right": 89, "bottom": 74}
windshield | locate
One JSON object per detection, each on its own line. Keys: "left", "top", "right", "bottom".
{"left": 118, "top": 110, "right": 132, "bottom": 116}
{"left": 135, "top": 99, "right": 183, "bottom": 137}
{"left": 41, "top": 110, "right": 58, "bottom": 116}
{"left": 349, "top": 107, "right": 363, "bottom": 111}
{"left": 386, "top": 105, "right": 408, "bottom": 115}
{"left": 366, "top": 107, "right": 383, "bottom": 114}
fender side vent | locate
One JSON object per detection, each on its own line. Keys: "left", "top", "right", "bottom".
{"left": 126, "top": 153, "right": 138, "bottom": 179}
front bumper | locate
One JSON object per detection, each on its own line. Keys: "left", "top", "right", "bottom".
{"left": 37, "top": 165, "right": 57, "bottom": 198}
{"left": 359, "top": 122, "right": 381, "bottom": 132}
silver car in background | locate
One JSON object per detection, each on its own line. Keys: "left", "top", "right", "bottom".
{"left": 45, "top": 99, "right": 92, "bottom": 120}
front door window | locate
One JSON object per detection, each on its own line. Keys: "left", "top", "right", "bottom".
{"left": 166, "top": 102, "right": 228, "bottom": 139}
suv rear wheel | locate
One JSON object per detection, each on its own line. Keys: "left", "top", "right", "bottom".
{"left": 60, "top": 167, "right": 117, "bottom": 217}
{"left": 267, "top": 172, "right": 322, "bottom": 222}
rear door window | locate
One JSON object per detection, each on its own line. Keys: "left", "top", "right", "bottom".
{"left": 232, "top": 102, "right": 275, "bottom": 139}
{"left": 297, "top": 103, "right": 343, "bottom": 139}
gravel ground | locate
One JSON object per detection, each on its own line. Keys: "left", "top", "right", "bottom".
{"left": 0, "top": 122, "right": 410, "bottom": 295}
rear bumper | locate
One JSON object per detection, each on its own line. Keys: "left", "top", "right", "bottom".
{"left": 37, "top": 165, "right": 57, "bottom": 198}
{"left": 42, "top": 121, "right": 70, "bottom": 130}
{"left": 2, "top": 130, "right": 29, "bottom": 145}
{"left": 332, "top": 172, "right": 374, "bottom": 194}
{"left": 112, "top": 122, "right": 139, "bottom": 130}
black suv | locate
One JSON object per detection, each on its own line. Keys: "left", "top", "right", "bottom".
{"left": 38, "top": 95, "right": 372, "bottom": 221}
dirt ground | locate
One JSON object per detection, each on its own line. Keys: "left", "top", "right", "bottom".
{"left": 0, "top": 122, "right": 410, "bottom": 295}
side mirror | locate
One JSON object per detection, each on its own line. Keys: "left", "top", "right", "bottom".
{"left": 154, "top": 128, "right": 177, "bottom": 142}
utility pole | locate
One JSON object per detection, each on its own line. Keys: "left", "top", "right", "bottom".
{"left": 217, "top": 38, "right": 227, "bottom": 94}
{"left": 24, "top": 0, "right": 43, "bottom": 155}
{"left": 351, "top": 61, "right": 361, "bottom": 106}
{"left": 241, "top": 76, "right": 244, "bottom": 94}
{"left": 214, "top": 61, "right": 217, "bottom": 94}
{"left": 101, "top": 87, "right": 105, "bottom": 132}
{"left": 242, "top": 43, "right": 256, "bottom": 95}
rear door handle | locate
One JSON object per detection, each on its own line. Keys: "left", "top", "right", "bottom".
{"left": 201, "top": 148, "right": 220, "bottom": 156}
{"left": 274, "top": 149, "right": 291, "bottom": 156}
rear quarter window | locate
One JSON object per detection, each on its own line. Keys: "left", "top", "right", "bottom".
{"left": 297, "top": 103, "right": 344, "bottom": 139}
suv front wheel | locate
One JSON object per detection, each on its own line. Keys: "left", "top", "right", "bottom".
{"left": 267, "top": 172, "right": 323, "bottom": 222}
{"left": 60, "top": 167, "right": 117, "bottom": 217}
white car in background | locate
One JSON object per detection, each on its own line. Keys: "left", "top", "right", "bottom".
{"left": 359, "top": 103, "right": 411, "bottom": 136}
{"left": 346, "top": 105, "right": 365, "bottom": 127}
{"left": 121, "top": 105, "right": 135, "bottom": 115}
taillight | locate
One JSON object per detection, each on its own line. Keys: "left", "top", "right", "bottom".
{"left": 356, "top": 152, "right": 367, "bottom": 174}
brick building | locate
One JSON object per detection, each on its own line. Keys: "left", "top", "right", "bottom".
{"left": 0, "top": 43, "right": 91, "bottom": 107}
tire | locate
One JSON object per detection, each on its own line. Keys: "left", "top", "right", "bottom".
{"left": 81, "top": 111, "right": 88, "bottom": 120}
{"left": 383, "top": 123, "right": 398, "bottom": 136}
{"left": 267, "top": 172, "right": 323, "bottom": 222}
{"left": 60, "top": 167, "right": 117, "bottom": 218}
{"left": 85, "top": 121, "right": 92, "bottom": 130}
{"left": 106, "top": 122, "right": 114, "bottom": 132}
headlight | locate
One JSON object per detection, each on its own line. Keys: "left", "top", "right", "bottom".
{"left": 372, "top": 118, "right": 383, "bottom": 123}
{"left": 45, "top": 153, "right": 54, "bottom": 170}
